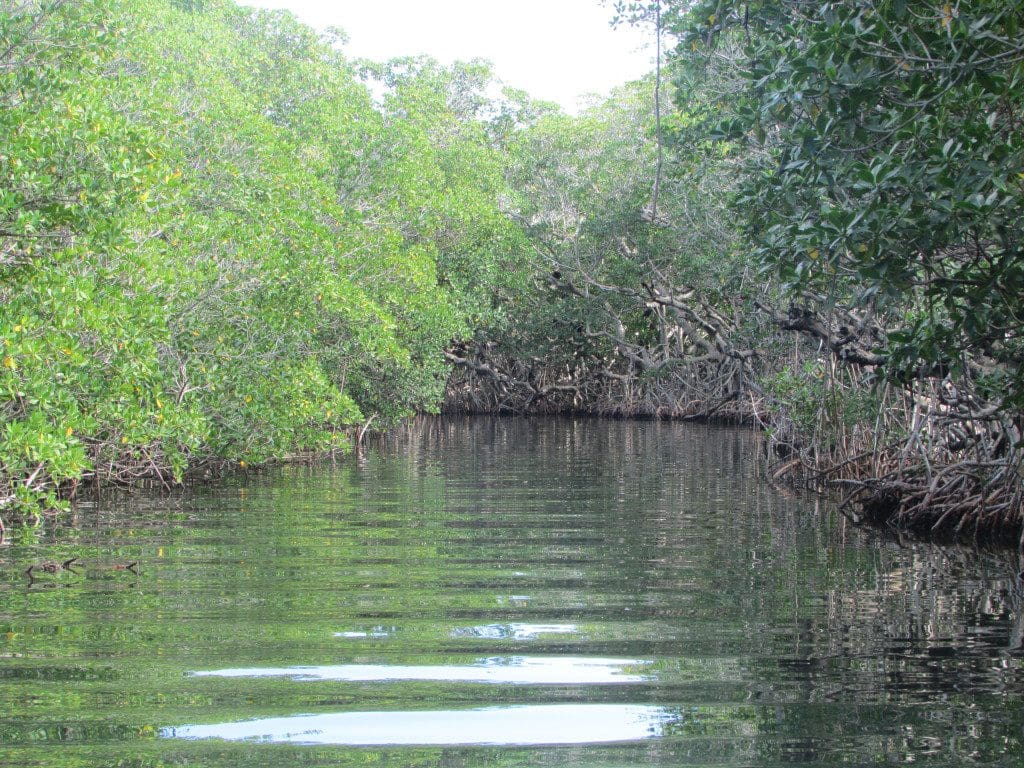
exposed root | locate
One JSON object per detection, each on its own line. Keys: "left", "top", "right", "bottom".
{"left": 448, "top": 343, "right": 1024, "bottom": 547}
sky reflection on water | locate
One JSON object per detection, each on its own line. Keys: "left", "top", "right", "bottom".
{"left": 189, "top": 656, "right": 651, "bottom": 684}
{"left": 162, "top": 703, "right": 677, "bottom": 746}
{"left": 449, "top": 623, "right": 579, "bottom": 639}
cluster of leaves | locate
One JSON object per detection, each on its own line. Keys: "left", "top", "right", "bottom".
{"left": 679, "top": 0, "right": 1024, "bottom": 404}
{"left": 0, "top": 0, "right": 525, "bottom": 515}
{"left": 764, "top": 360, "right": 883, "bottom": 439}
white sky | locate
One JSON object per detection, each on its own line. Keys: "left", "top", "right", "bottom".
{"left": 240, "top": 0, "right": 656, "bottom": 112}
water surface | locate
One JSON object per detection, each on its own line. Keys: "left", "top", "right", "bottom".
{"left": 1, "top": 416, "right": 1021, "bottom": 766}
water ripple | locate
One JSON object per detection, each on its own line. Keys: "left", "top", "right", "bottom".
{"left": 162, "top": 703, "right": 677, "bottom": 745}
{"left": 188, "top": 656, "right": 652, "bottom": 684}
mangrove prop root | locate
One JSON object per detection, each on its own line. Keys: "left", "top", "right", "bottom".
{"left": 446, "top": 339, "right": 1023, "bottom": 546}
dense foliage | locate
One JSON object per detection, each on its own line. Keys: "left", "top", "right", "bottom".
{"left": 0, "top": 0, "right": 526, "bottom": 518}
{"left": 3, "top": 0, "right": 1022, "bottom": 542}
{"left": 451, "top": 0, "right": 1024, "bottom": 540}
{"left": 687, "top": 0, "right": 1024, "bottom": 403}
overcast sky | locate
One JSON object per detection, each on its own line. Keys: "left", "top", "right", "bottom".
{"left": 240, "top": 0, "right": 656, "bottom": 112}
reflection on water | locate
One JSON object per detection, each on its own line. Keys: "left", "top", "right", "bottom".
{"left": 189, "top": 656, "right": 651, "bottom": 684}
{"left": 450, "top": 623, "right": 578, "bottom": 639}
{"left": 334, "top": 627, "right": 393, "bottom": 639}
{"left": 1, "top": 416, "right": 1022, "bottom": 767}
{"left": 163, "top": 703, "right": 677, "bottom": 746}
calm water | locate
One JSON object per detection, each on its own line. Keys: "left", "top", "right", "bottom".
{"left": 1, "top": 416, "right": 1022, "bottom": 767}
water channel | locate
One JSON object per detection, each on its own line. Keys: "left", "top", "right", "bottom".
{"left": 1, "top": 417, "right": 1022, "bottom": 766}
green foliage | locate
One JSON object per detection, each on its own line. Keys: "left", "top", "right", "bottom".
{"left": 0, "top": 0, "right": 524, "bottom": 515}
{"left": 682, "top": 0, "right": 1024, "bottom": 404}
{"left": 765, "top": 361, "right": 881, "bottom": 440}
{"left": 764, "top": 363, "right": 829, "bottom": 437}
{"left": 17, "top": 0, "right": 1020, "bottom": 525}
{"left": 488, "top": 81, "right": 736, "bottom": 358}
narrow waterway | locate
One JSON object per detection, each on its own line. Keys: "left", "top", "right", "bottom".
{"left": 1, "top": 417, "right": 1021, "bottom": 766}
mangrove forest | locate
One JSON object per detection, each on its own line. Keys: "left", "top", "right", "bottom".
{"left": 2, "top": 0, "right": 1024, "bottom": 548}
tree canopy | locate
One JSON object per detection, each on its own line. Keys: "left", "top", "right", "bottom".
{"left": 0, "top": 0, "right": 528, "bottom": 515}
